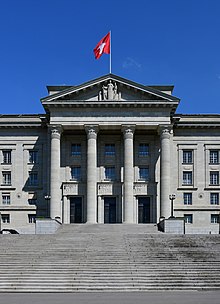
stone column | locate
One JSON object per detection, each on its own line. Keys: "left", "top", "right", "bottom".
{"left": 97, "top": 196, "right": 104, "bottom": 223}
{"left": 160, "top": 128, "right": 171, "bottom": 219}
{"left": 123, "top": 126, "right": 135, "bottom": 223}
{"left": 50, "top": 127, "right": 62, "bottom": 220}
{"left": 85, "top": 126, "right": 98, "bottom": 223}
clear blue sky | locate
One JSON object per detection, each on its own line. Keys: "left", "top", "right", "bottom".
{"left": 0, "top": 0, "right": 220, "bottom": 114}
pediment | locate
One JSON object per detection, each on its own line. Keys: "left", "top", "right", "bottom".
{"left": 41, "top": 74, "right": 180, "bottom": 104}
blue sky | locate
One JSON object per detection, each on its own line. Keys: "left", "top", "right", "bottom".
{"left": 0, "top": 0, "right": 220, "bottom": 114}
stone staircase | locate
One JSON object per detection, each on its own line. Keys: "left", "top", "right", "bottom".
{"left": 0, "top": 224, "right": 220, "bottom": 292}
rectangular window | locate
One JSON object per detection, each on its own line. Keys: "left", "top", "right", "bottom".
{"left": 210, "top": 193, "right": 219, "bottom": 205}
{"left": 138, "top": 144, "right": 149, "bottom": 157}
{"left": 29, "top": 150, "right": 38, "bottom": 164}
{"left": 183, "top": 150, "right": 193, "bottom": 164}
{"left": 210, "top": 171, "right": 219, "bottom": 185}
{"left": 105, "top": 167, "right": 116, "bottom": 180}
{"left": 28, "top": 214, "right": 36, "bottom": 224}
{"left": 2, "top": 172, "right": 11, "bottom": 185}
{"left": 1, "top": 214, "right": 10, "bottom": 224}
{"left": 184, "top": 214, "right": 193, "bottom": 224}
{"left": 2, "top": 194, "right": 10, "bottom": 205}
{"left": 71, "top": 167, "right": 81, "bottom": 180}
{"left": 183, "top": 171, "right": 193, "bottom": 185}
{"left": 139, "top": 167, "right": 149, "bottom": 181}
{"left": 71, "top": 144, "right": 81, "bottom": 156}
{"left": 210, "top": 150, "right": 219, "bottom": 164}
{"left": 2, "top": 150, "right": 11, "bottom": 164}
{"left": 211, "top": 214, "right": 219, "bottom": 224}
{"left": 28, "top": 199, "right": 37, "bottom": 205}
{"left": 183, "top": 193, "right": 192, "bottom": 205}
{"left": 105, "top": 144, "right": 115, "bottom": 156}
{"left": 28, "top": 172, "right": 38, "bottom": 186}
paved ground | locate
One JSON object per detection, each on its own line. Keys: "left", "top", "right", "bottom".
{"left": 0, "top": 292, "right": 220, "bottom": 304}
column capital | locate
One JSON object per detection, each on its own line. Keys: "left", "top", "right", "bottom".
{"left": 84, "top": 125, "right": 99, "bottom": 139}
{"left": 121, "top": 125, "right": 135, "bottom": 139}
{"left": 50, "top": 125, "right": 62, "bottom": 140}
{"left": 158, "top": 125, "right": 172, "bottom": 140}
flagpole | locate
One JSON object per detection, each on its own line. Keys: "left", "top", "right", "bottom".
{"left": 110, "top": 30, "right": 112, "bottom": 74}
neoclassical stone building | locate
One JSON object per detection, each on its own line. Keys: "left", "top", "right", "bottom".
{"left": 0, "top": 74, "right": 220, "bottom": 233}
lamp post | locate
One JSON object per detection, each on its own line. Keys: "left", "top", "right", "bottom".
{"left": 169, "top": 194, "right": 176, "bottom": 218}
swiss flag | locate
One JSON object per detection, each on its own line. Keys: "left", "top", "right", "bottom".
{"left": 93, "top": 32, "right": 110, "bottom": 59}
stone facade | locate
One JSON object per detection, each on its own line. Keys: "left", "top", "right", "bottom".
{"left": 0, "top": 74, "right": 219, "bottom": 233}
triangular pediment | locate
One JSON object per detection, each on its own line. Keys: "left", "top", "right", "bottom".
{"left": 41, "top": 74, "right": 180, "bottom": 104}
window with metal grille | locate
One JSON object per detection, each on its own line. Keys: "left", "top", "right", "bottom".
{"left": 139, "top": 167, "right": 149, "bottom": 181}
{"left": 105, "top": 144, "right": 115, "bottom": 156}
{"left": 2, "top": 150, "right": 11, "bottom": 164}
{"left": 210, "top": 150, "right": 219, "bottom": 164}
{"left": 71, "top": 144, "right": 81, "bottom": 156}
{"left": 211, "top": 214, "right": 219, "bottom": 224}
{"left": 105, "top": 167, "right": 116, "bottom": 180}
{"left": 210, "top": 193, "right": 219, "bottom": 205}
{"left": 1, "top": 214, "right": 10, "bottom": 224}
{"left": 28, "top": 172, "right": 38, "bottom": 186}
{"left": 184, "top": 214, "right": 193, "bottom": 224}
{"left": 183, "top": 193, "right": 192, "bottom": 205}
{"left": 183, "top": 171, "right": 192, "bottom": 185}
{"left": 138, "top": 144, "right": 149, "bottom": 157}
{"left": 2, "top": 172, "right": 11, "bottom": 185}
{"left": 183, "top": 150, "right": 193, "bottom": 164}
{"left": 71, "top": 167, "right": 81, "bottom": 180}
{"left": 2, "top": 194, "right": 10, "bottom": 205}
{"left": 210, "top": 171, "right": 219, "bottom": 185}
{"left": 29, "top": 150, "right": 38, "bottom": 164}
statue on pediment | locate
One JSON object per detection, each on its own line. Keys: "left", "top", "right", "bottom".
{"left": 98, "top": 80, "right": 121, "bottom": 101}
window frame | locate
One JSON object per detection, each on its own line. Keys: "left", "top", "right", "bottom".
{"left": 183, "top": 193, "right": 192, "bottom": 205}
{"left": 211, "top": 214, "right": 219, "bottom": 224}
{"left": 71, "top": 166, "right": 81, "bottom": 181}
{"left": 2, "top": 171, "right": 11, "bottom": 185}
{"left": 184, "top": 214, "right": 193, "bottom": 224}
{"left": 183, "top": 150, "right": 193, "bottom": 164}
{"left": 210, "top": 150, "right": 219, "bottom": 164}
{"left": 139, "top": 167, "right": 149, "bottom": 181}
{"left": 71, "top": 144, "right": 81, "bottom": 156}
{"left": 183, "top": 171, "right": 193, "bottom": 185}
{"left": 210, "top": 193, "right": 219, "bottom": 205}
{"left": 29, "top": 150, "right": 39, "bottom": 164}
{"left": 28, "top": 172, "right": 38, "bottom": 186}
{"left": 2, "top": 194, "right": 10, "bottom": 205}
{"left": 1, "top": 214, "right": 10, "bottom": 224}
{"left": 104, "top": 166, "right": 116, "bottom": 181}
{"left": 138, "top": 143, "right": 149, "bottom": 157}
{"left": 104, "top": 144, "right": 116, "bottom": 156}
{"left": 210, "top": 171, "right": 219, "bottom": 185}
{"left": 2, "top": 150, "right": 11, "bottom": 164}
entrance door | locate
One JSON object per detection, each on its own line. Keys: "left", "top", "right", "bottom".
{"left": 138, "top": 197, "right": 151, "bottom": 223}
{"left": 104, "top": 197, "right": 116, "bottom": 223}
{"left": 70, "top": 197, "right": 83, "bottom": 223}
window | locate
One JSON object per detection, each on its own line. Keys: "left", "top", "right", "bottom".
{"left": 28, "top": 172, "right": 38, "bottom": 186}
{"left": 184, "top": 214, "right": 193, "bottom": 224}
{"left": 139, "top": 167, "right": 149, "bottom": 181}
{"left": 28, "top": 199, "right": 37, "bottom": 205}
{"left": 183, "top": 171, "right": 192, "bottom": 185}
{"left": 71, "top": 144, "right": 81, "bottom": 156}
{"left": 210, "top": 150, "right": 219, "bottom": 164}
{"left": 210, "top": 171, "right": 219, "bottom": 185}
{"left": 183, "top": 193, "right": 192, "bottom": 205}
{"left": 2, "top": 194, "right": 10, "bottom": 205}
{"left": 211, "top": 214, "right": 219, "bottom": 224}
{"left": 138, "top": 144, "right": 149, "bottom": 157}
{"left": 183, "top": 150, "right": 193, "bottom": 164}
{"left": 1, "top": 214, "right": 10, "bottom": 224}
{"left": 2, "top": 172, "right": 11, "bottom": 185}
{"left": 210, "top": 193, "right": 219, "bottom": 205}
{"left": 29, "top": 150, "right": 38, "bottom": 164}
{"left": 2, "top": 150, "right": 11, "bottom": 164}
{"left": 28, "top": 214, "right": 36, "bottom": 224}
{"left": 71, "top": 167, "right": 81, "bottom": 180}
{"left": 105, "top": 167, "right": 116, "bottom": 180}
{"left": 105, "top": 144, "right": 115, "bottom": 156}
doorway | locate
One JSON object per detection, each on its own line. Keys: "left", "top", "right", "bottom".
{"left": 104, "top": 197, "right": 116, "bottom": 223}
{"left": 70, "top": 197, "right": 83, "bottom": 223}
{"left": 138, "top": 197, "right": 151, "bottom": 223}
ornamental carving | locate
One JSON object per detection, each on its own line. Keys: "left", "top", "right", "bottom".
{"left": 63, "top": 184, "right": 78, "bottom": 195}
{"left": 85, "top": 125, "right": 98, "bottom": 139}
{"left": 51, "top": 127, "right": 62, "bottom": 139}
{"left": 98, "top": 183, "right": 113, "bottom": 195}
{"left": 160, "top": 128, "right": 171, "bottom": 140}
{"left": 134, "top": 183, "right": 148, "bottom": 195}
{"left": 98, "top": 80, "right": 121, "bottom": 101}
